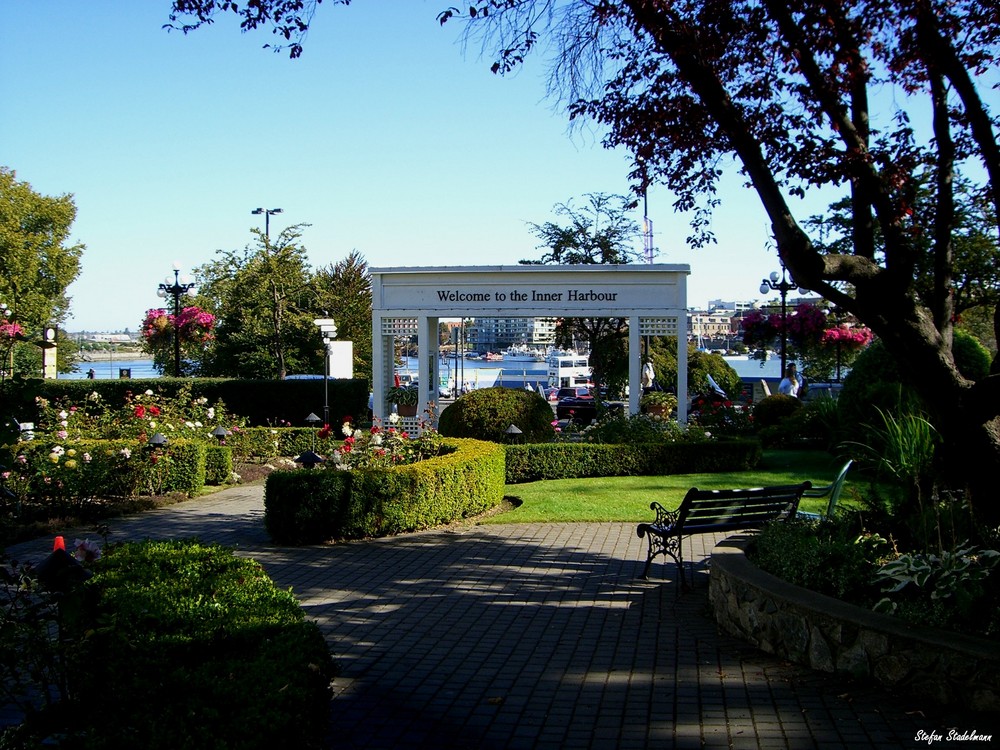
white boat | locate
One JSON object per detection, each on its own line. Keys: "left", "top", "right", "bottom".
{"left": 546, "top": 351, "right": 591, "bottom": 389}
{"left": 503, "top": 344, "right": 546, "bottom": 362}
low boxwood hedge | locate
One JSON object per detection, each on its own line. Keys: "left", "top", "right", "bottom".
{"left": 504, "top": 439, "right": 763, "bottom": 484}
{"left": 59, "top": 540, "right": 334, "bottom": 750}
{"left": 264, "top": 438, "right": 506, "bottom": 544}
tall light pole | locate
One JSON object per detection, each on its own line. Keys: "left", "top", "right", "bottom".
{"left": 314, "top": 318, "right": 337, "bottom": 427}
{"left": 251, "top": 207, "right": 283, "bottom": 239}
{"left": 759, "top": 268, "right": 803, "bottom": 377}
{"left": 157, "top": 263, "right": 196, "bottom": 377}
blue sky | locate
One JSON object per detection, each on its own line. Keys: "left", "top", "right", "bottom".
{"left": 5, "top": 1, "right": 849, "bottom": 332}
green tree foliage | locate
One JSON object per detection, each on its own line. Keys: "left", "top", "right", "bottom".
{"left": 312, "top": 251, "right": 373, "bottom": 384}
{"left": 195, "top": 226, "right": 322, "bottom": 379}
{"left": 522, "top": 193, "right": 643, "bottom": 266}
{"left": 523, "top": 194, "right": 642, "bottom": 396}
{"left": 0, "top": 168, "right": 83, "bottom": 378}
{"left": 645, "top": 338, "right": 743, "bottom": 400}
{"left": 807, "top": 175, "right": 1000, "bottom": 358}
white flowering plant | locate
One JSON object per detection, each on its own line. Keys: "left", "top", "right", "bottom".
{"left": 331, "top": 412, "right": 443, "bottom": 471}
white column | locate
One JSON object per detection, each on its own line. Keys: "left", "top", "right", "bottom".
{"left": 677, "top": 312, "right": 689, "bottom": 423}
{"left": 418, "top": 316, "right": 440, "bottom": 424}
{"left": 629, "top": 315, "right": 641, "bottom": 415}
{"left": 372, "top": 312, "right": 386, "bottom": 423}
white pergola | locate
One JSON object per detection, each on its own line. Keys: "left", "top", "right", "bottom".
{"left": 371, "top": 264, "right": 691, "bottom": 426}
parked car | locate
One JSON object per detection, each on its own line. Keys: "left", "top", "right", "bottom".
{"left": 556, "top": 397, "right": 623, "bottom": 425}
{"left": 555, "top": 386, "right": 593, "bottom": 401}
{"left": 801, "top": 382, "right": 843, "bottom": 402}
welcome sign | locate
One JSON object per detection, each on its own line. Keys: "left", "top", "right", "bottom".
{"left": 372, "top": 265, "right": 690, "bottom": 315}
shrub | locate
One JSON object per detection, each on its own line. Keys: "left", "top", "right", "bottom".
{"left": 752, "top": 394, "right": 803, "bottom": 429}
{"left": 66, "top": 540, "right": 335, "bottom": 750}
{"left": 837, "top": 332, "right": 989, "bottom": 441}
{"left": 580, "top": 412, "right": 694, "bottom": 445}
{"left": 748, "top": 518, "right": 887, "bottom": 601}
{"left": 439, "top": 387, "right": 555, "bottom": 443}
{"left": 952, "top": 329, "right": 992, "bottom": 381}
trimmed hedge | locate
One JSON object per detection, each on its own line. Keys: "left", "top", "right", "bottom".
{"left": 62, "top": 540, "right": 334, "bottom": 750}
{"left": 264, "top": 438, "right": 506, "bottom": 544}
{"left": 0, "top": 376, "right": 370, "bottom": 428}
{"left": 504, "top": 439, "right": 763, "bottom": 484}
{"left": 204, "top": 444, "right": 234, "bottom": 485}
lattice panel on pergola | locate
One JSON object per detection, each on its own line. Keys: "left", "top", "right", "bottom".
{"left": 381, "top": 318, "right": 419, "bottom": 336}
{"left": 639, "top": 317, "right": 683, "bottom": 336}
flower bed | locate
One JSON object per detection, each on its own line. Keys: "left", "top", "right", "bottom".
{"left": 709, "top": 535, "right": 1000, "bottom": 711}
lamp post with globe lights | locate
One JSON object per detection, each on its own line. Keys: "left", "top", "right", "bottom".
{"left": 759, "top": 268, "right": 807, "bottom": 377}
{"left": 157, "top": 264, "right": 197, "bottom": 377}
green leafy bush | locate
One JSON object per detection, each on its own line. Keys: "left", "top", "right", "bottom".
{"left": 748, "top": 518, "right": 887, "bottom": 601}
{"left": 873, "top": 542, "right": 1000, "bottom": 634}
{"left": 951, "top": 329, "right": 992, "bottom": 381}
{"left": 3, "top": 540, "right": 335, "bottom": 749}
{"left": 579, "top": 412, "right": 695, "bottom": 445}
{"left": 752, "top": 394, "right": 803, "bottom": 429}
{"left": 439, "top": 387, "right": 555, "bottom": 443}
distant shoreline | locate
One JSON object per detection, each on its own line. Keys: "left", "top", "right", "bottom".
{"left": 74, "top": 351, "right": 148, "bottom": 362}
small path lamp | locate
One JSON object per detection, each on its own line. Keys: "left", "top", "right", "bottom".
{"left": 296, "top": 413, "right": 324, "bottom": 470}
{"left": 157, "top": 263, "right": 196, "bottom": 377}
{"left": 305, "top": 412, "right": 321, "bottom": 452}
{"left": 505, "top": 424, "right": 523, "bottom": 445}
{"left": 147, "top": 433, "right": 169, "bottom": 449}
{"left": 211, "top": 426, "right": 230, "bottom": 444}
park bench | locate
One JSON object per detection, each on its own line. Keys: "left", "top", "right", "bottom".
{"left": 797, "top": 460, "right": 853, "bottom": 521}
{"left": 636, "top": 482, "right": 811, "bottom": 587}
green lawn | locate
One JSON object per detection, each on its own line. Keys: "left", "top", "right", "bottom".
{"left": 487, "top": 449, "right": 849, "bottom": 524}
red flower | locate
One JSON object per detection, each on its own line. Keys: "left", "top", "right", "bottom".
{"left": 134, "top": 405, "right": 146, "bottom": 418}
{"left": 148, "top": 405, "right": 161, "bottom": 416}
{"left": 317, "top": 425, "right": 332, "bottom": 440}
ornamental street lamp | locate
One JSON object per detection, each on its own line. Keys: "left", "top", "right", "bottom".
{"left": 759, "top": 267, "right": 807, "bottom": 377}
{"left": 251, "top": 207, "right": 283, "bottom": 239}
{"left": 157, "top": 263, "right": 196, "bottom": 377}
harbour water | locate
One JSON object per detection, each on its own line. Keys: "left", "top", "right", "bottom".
{"left": 58, "top": 354, "right": 786, "bottom": 384}
{"left": 63, "top": 356, "right": 159, "bottom": 380}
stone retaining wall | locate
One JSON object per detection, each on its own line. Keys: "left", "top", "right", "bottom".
{"left": 708, "top": 534, "right": 1000, "bottom": 711}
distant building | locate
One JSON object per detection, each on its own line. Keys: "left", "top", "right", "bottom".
{"left": 707, "top": 299, "right": 756, "bottom": 312}
{"left": 688, "top": 309, "right": 738, "bottom": 344}
{"left": 466, "top": 316, "right": 557, "bottom": 352}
